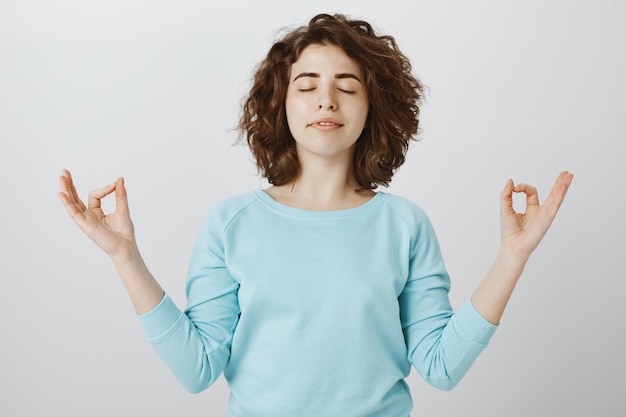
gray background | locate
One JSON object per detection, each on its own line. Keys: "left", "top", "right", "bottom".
{"left": 1, "top": 0, "right": 624, "bottom": 416}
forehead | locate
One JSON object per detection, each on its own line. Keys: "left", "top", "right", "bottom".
{"left": 290, "top": 43, "right": 363, "bottom": 78}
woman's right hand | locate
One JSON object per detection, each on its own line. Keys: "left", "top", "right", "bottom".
{"left": 59, "top": 169, "right": 136, "bottom": 261}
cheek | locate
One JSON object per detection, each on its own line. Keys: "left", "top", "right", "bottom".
{"left": 356, "top": 102, "right": 369, "bottom": 128}
{"left": 284, "top": 105, "right": 294, "bottom": 126}
{"left": 285, "top": 94, "right": 306, "bottom": 123}
{"left": 284, "top": 95, "right": 295, "bottom": 121}
{"left": 284, "top": 98, "right": 301, "bottom": 135}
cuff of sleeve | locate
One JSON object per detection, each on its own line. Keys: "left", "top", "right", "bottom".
{"left": 455, "top": 300, "right": 498, "bottom": 346}
{"left": 136, "top": 294, "right": 183, "bottom": 341}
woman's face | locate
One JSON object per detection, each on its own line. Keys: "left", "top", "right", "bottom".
{"left": 285, "top": 43, "right": 369, "bottom": 164}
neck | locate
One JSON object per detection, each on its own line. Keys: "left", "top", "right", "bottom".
{"left": 291, "top": 170, "right": 356, "bottom": 208}
{"left": 266, "top": 151, "right": 375, "bottom": 211}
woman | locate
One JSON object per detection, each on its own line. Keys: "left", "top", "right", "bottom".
{"left": 59, "top": 13, "right": 573, "bottom": 417}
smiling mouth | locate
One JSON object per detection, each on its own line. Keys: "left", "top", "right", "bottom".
{"left": 308, "top": 122, "right": 343, "bottom": 132}
{"left": 308, "top": 121, "right": 344, "bottom": 128}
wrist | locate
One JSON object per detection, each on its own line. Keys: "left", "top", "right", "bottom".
{"left": 495, "top": 246, "right": 528, "bottom": 272}
{"left": 109, "top": 241, "right": 143, "bottom": 269}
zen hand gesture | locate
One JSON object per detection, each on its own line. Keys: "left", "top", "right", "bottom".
{"left": 500, "top": 171, "right": 574, "bottom": 260}
{"left": 58, "top": 169, "right": 136, "bottom": 261}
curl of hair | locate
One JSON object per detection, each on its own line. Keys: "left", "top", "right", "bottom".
{"left": 238, "top": 13, "right": 424, "bottom": 189}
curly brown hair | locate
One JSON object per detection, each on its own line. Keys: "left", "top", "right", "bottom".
{"left": 238, "top": 13, "right": 424, "bottom": 190}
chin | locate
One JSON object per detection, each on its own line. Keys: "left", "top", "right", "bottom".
{"left": 297, "top": 141, "right": 355, "bottom": 159}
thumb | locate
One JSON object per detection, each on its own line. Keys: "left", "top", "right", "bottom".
{"left": 114, "top": 177, "right": 130, "bottom": 214}
{"left": 500, "top": 178, "right": 515, "bottom": 217}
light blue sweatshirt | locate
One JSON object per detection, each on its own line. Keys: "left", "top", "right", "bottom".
{"left": 139, "top": 190, "right": 497, "bottom": 417}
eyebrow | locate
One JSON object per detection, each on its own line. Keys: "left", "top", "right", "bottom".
{"left": 293, "top": 72, "right": 362, "bottom": 83}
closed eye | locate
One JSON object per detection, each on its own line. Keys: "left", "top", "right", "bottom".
{"left": 338, "top": 88, "right": 356, "bottom": 94}
{"left": 298, "top": 88, "right": 316, "bottom": 92}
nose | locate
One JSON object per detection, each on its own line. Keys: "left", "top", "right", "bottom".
{"left": 317, "top": 87, "right": 337, "bottom": 111}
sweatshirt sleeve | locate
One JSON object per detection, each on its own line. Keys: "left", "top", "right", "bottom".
{"left": 137, "top": 206, "right": 240, "bottom": 394}
{"left": 399, "top": 208, "right": 497, "bottom": 391}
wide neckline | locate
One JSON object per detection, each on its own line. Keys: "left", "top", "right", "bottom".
{"left": 253, "top": 188, "right": 387, "bottom": 219}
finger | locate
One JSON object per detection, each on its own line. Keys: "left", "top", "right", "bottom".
{"left": 114, "top": 177, "right": 130, "bottom": 214}
{"left": 543, "top": 171, "right": 574, "bottom": 213}
{"left": 500, "top": 178, "right": 515, "bottom": 216}
{"left": 513, "top": 183, "right": 540, "bottom": 207}
{"left": 59, "top": 169, "right": 88, "bottom": 210}
{"left": 58, "top": 191, "right": 88, "bottom": 228}
{"left": 59, "top": 170, "right": 74, "bottom": 200}
{"left": 65, "top": 169, "right": 84, "bottom": 206}
{"left": 87, "top": 182, "right": 116, "bottom": 210}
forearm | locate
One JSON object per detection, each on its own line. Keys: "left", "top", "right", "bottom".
{"left": 111, "top": 244, "right": 165, "bottom": 315}
{"left": 474, "top": 171, "right": 574, "bottom": 324}
{"left": 470, "top": 249, "right": 528, "bottom": 325}
{"left": 58, "top": 171, "right": 165, "bottom": 315}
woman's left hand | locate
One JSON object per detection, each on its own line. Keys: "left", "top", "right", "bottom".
{"left": 500, "top": 171, "right": 574, "bottom": 260}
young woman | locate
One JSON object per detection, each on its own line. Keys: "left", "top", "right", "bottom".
{"left": 58, "top": 13, "right": 573, "bottom": 417}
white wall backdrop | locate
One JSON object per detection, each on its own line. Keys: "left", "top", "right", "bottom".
{"left": 1, "top": 0, "right": 624, "bottom": 416}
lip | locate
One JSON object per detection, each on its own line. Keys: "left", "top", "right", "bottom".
{"left": 307, "top": 117, "right": 344, "bottom": 130}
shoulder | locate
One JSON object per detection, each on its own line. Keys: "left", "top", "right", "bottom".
{"left": 202, "top": 191, "right": 259, "bottom": 230}
{"left": 380, "top": 193, "right": 444, "bottom": 259}
{"left": 381, "top": 193, "right": 429, "bottom": 224}
{"left": 380, "top": 192, "right": 440, "bottom": 242}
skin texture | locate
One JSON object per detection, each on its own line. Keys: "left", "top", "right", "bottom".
{"left": 471, "top": 171, "right": 573, "bottom": 323}
{"left": 286, "top": 44, "right": 368, "bottom": 164}
{"left": 58, "top": 170, "right": 163, "bottom": 315}
{"left": 267, "top": 43, "right": 374, "bottom": 211}
{"left": 58, "top": 43, "right": 574, "bottom": 323}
